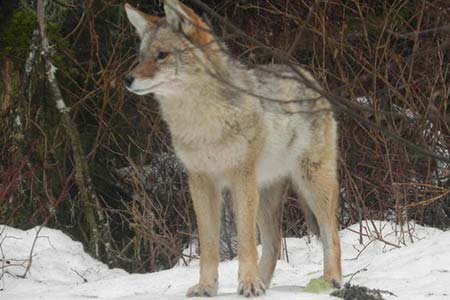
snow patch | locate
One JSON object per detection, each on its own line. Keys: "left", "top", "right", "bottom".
{"left": 1, "top": 221, "right": 449, "bottom": 300}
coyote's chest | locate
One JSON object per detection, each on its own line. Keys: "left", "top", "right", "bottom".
{"left": 174, "top": 137, "right": 250, "bottom": 175}
{"left": 165, "top": 96, "right": 263, "bottom": 176}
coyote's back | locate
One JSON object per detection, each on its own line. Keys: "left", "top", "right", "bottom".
{"left": 124, "top": 0, "right": 342, "bottom": 297}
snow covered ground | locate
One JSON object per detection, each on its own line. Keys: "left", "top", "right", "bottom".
{"left": 1, "top": 221, "right": 449, "bottom": 300}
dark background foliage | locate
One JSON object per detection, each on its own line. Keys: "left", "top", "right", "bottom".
{"left": 0, "top": 0, "right": 449, "bottom": 273}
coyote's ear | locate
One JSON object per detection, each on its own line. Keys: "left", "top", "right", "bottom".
{"left": 125, "top": 3, "right": 160, "bottom": 39}
{"left": 164, "top": 0, "right": 213, "bottom": 49}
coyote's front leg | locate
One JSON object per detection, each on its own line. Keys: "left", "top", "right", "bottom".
{"left": 230, "top": 167, "right": 266, "bottom": 297}
{"left": 187, "top": 173, "right": 221, "bottom": 297}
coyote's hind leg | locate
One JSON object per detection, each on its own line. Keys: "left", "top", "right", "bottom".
{"left": 257, "top": 182, "right": 284, "bottom": 288}
{"left": 292, "top": 156, "right": 342, "bottom": 287}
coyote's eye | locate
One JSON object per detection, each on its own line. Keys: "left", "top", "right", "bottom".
{"left": 156, "top": 51, "right": 170, "bottom": 61}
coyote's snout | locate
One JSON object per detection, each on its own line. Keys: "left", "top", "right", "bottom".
{"left": 125, "top": 0, "right": 342, "bottom": 297}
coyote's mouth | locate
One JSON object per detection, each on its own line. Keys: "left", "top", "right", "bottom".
{"left": 126, "top": 82, "right": 165, "bottom": 95}
{"left": 126, "top": 87, "right": 153, "bottom": 95}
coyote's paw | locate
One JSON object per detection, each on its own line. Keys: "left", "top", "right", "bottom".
{"left": 238, "top": 277, "right": 266, "bottom": 297}
{"left": 186, "top": 282, "right": 218, "bottom": 297}
{"left": 324, "top": 273, "right": 342, "bottom": 289}
{"left": 326, "top": 277, "right": 342, "bottom": 289}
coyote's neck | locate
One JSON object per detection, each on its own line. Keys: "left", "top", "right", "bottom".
{"left": 157, "top": 66, "right": 258, "bottom": 147}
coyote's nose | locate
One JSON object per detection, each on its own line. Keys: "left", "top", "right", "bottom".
{"left": 123, "top": 75, "right": 134, "bottom": 88}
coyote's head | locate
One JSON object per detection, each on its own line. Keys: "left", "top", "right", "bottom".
{"left": 124, "top": 0, "right": 222, "bottom": 96}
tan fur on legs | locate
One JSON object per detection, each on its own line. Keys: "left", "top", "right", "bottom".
{"left": 186, "top": 173, "right": 221, "bottom": 297}
{"left": 229, "top": 166, "right": 266, "bottom": 297}
{"left": 257, "top": 182, "right": 284, "bottom": 287}
{"left": 292, "top": 152, "right": 342, "bottom": 287}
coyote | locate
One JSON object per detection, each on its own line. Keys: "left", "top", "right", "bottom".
{"left": 124, "top": 0, "right": 342, "bottom": 297}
